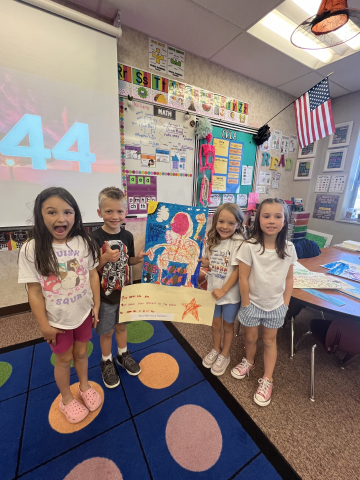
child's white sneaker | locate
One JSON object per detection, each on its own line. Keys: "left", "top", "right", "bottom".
{"left": 231, "top": 357, "right": 255, "bottom": 379}
{"left": 211, "top": 354, "right": 230, "bottom": 376}
{"left": 202, "top": 348, "right": 220, "bottom": 368}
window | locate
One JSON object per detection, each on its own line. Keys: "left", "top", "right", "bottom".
{"left": 349, "top": 155, "right": 360, "bottom": 214}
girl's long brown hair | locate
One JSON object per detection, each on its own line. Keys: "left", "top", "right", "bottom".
{"left": 247, "top": 197, "right": 290, "bottom": 259}
{"left": 25, "top": 187, "right": 99, "bottom": 276}
{"left": 206, "top": 203, "right": 244, "bottom": 253}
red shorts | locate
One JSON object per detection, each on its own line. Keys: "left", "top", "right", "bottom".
{"left": 50, "top": 311, "right": 93, "bottom": 355}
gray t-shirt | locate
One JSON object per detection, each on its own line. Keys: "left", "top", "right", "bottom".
{"left": 236, "top": 240, "right": 297, "bottom": 311}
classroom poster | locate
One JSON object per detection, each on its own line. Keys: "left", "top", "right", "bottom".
{"left": 142, "top": 202, "right": 207, "bottom": 288}
{"left": 223, "top": 194, "right": 235, "bottom": 203}
{"left": 213, "top": 94, "right": 226, "bottom": 120}
{"left": 315, "top": 175, "right": 331, "bottom": 193}
{"left": 141, "top": 154, "right": 156, "bottom": 168}
{"left": 118, "top": 284, "right": 215, "bottom": 325}
{"left": 132, "top": 68, "right": 152, "bottom": 101}
{"left": 168, "top": 80, "right": 185, "bottom": 109}
{"left": 184, "top": 85, "right": 200, "bottom": 113}
{"left": 125, "top": 145, "right": 141, "bottom": 160}
{"left": 313, "top": 194, "right": 339, "bottom": 221}
{"left": 329, "top": 174, "right": 347, "bottom": 193}
{"left": 170, "top": 149, "right": 186, "bottom": 172}
{"left": 149, "top": 38, "right": 167, "bottom": 73}
{"left": 281, "top": 136, "right": 289, "bottom": 155}
{"left": 258, "top": 171, "right": 271, "bottom": 185}
{"left": 156, "top": 148, "right": 170, "bottom": 163}
{"left": 127, "top": 175, "right": 157, "bottom": 214}
{"left": 209, "top": 194, "right": 222, "bottom": 207}
{"left": 199, "top": 90, "right": 214, "bottom": 116}
{"left": 241, "top": 165, "right": 253, "bottom": 185}
{"left": 151, "top": 74, "right": 169, "bottom": 104}
{"left": 289, "top": 135, "right": 297, "bottom": 153}
{"left": 118, "top": 63, "right": 132, "bottom": 96}
{"left": 212, "top": 175, "right": 227, "bottom": 192}
{"left": 236, "top": 194, "right": 247, "bottom": 207}
{"left": 167, "top": 45, "right": 185, "bottom": 79}
{"left": 271, "top": 130, "right": 282, "bottom": 150}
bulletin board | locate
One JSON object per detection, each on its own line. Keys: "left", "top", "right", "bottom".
{"left": 121, "top": 97, "right": 196, "bottom": 213}
{"left": 196, "top": 124, "right": 257, "bottom": 210}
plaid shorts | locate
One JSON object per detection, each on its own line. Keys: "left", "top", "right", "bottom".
{"left": 238, "top": 302, "right": 288, "bottom": 329}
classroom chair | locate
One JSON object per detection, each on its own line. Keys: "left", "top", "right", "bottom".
{"left": 294, "top": 317, "right": 360, "bottom": 402}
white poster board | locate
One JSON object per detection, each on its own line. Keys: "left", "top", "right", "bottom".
{"left": 122, "top": 99, "right": 195, "bottom": 208}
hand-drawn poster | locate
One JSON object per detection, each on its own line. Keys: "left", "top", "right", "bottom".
{"left": 151, "top": 74, "right": 169, "bottom": 104}
{"left": 313, "top": 194, "right": 339, "bottom": 221}
{"left": 289, "top": 135, "right": 297, "bottom": 153}
{"left": 293, "top": 275, "right": 351, "bottom": 289}
{"left": 142, "top": 202, "right": 208, "bottom": 288}
{"left": 118, "top": 284, "right": 216, "bottom": 325}
{"left": 281, "top": 136, "right": 289, "bottom": 155}
{"left": 213, "top": 94, "right": 226, "bottom": 120}
{"left": 321, "top": 261, "right": 360, "bottom": 283}
{"left": 199, "top": 89, "right": 214, "bottom": 117}
{"left": 132, "top": 68, "right": 152, "bottom": 101}
{"left": 184, "top": 85, "right": 200, "bottom": 114}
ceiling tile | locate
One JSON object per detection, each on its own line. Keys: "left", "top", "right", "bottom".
{"left": 190, "top": 0, "right": 284, "bottom": 29}
{"left": 211, "top": 32, "right": 312, "bottom": 87}
{"left": 278, "top": 72, "right": 350, "bottom": 98}
{"left": 109, "top": 0, "right": 242, "bottom": 58}
{"left": 99, "top": 0, "right": 119, "bottom": 18}
{"left": 318, "top": 52, "right": 360, "bottom": 93}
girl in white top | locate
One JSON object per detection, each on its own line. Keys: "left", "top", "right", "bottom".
{"left": 232, "top": 198, "right": 297, "bottom": 407}
{"left": 18, "top": 187, "right": 102, "bottom": 424}
{"left": 200, "top": 203, "right": 244, "bottom": 377}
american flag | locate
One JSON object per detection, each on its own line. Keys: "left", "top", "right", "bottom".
{"left": 294, "top": 78, "right": 335, "bottom": 149}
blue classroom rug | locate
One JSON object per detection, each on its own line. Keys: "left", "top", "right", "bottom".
{"left": 0, "top": 321, "right": 300, "bottom": 480}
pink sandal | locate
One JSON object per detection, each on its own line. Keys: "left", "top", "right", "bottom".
{"left": 59, "top": 398, "right": 89, "bottom": 424}
{"left": 78, "top": 386, "right": 102, "bottom": 412}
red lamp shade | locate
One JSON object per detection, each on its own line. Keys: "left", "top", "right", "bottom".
{"left": 311, "top": 0, "right": 349, "bottom": 35}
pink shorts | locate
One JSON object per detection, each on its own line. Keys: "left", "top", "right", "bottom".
{"left": 50, "top": 311, "right": 93, "bottom": 355}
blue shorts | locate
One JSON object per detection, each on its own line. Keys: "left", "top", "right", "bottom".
{"left": 238, "top": 303, "right": 288, "bottom": 329}
{"left": 214, "top": 302, "right": 240, "bottom": 324}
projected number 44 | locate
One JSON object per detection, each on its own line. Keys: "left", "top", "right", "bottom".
{"left": 0, "top": 114, "right": 95, "bottom": 172}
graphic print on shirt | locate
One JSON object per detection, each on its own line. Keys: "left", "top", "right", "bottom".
{"left": 208, "top": 247, "right": 230, "bottom": 289}
{"left": 101, "top": 240, "right": 129, "bottom": 296}
{"left": 39, "top": 248, "right": 88, "bottom": 306}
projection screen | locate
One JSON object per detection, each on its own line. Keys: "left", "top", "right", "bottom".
{"left": 0, "top": 0, "right": 121, "bottom": 227}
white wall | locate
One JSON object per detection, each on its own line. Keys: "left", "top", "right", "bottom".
{"left": 305, "top": 90, "right": 360, "bottom": 245}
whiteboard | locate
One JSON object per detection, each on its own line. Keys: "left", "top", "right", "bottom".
{"left": 122, "top": 99, "right": 196, "bottom": 207}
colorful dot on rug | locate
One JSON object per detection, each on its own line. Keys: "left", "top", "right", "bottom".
{"left": 48, "top": 381, "right": 104, "bottom": 433}
{"left": 64, "top": 457, "right": 123, "bottom": 480}
{"left": 50, "top": 341, "right": 93, "bottom": 367}
{"left": 165, "top": 404, "right": 222, "bottom": 472}
{"left": 138, "top": 353, "right": 179, "bottom": 389}
{"left": 126, "top": 321, "right": 154, "bottom": 344}
{"left": 0, "top": 362, "right": 12, "bottom": 388}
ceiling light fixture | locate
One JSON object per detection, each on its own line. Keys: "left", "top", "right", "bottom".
{"left": 261, "top": 12, "right": 333, "bottom": 62}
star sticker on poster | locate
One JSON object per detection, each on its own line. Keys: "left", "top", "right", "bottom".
{"left": 182, "top": 298, "right": 201, "bottom": 322}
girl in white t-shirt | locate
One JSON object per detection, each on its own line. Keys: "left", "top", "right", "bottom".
{"left": 232, "top": 198, "right": 297, "bottom": 406}
{"left": 18, "top": 187, "right": 102, "bottom": 424}
{"left": 200, "top": 203, "right": 244, "bottom": 376}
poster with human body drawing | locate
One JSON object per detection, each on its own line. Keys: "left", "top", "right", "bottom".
{"left": 142, "top": 201, "right": 208, "bottom": 288}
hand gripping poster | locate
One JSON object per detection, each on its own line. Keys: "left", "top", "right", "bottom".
{"left": 142, "top": 201, "right": 208, "bottom": 288}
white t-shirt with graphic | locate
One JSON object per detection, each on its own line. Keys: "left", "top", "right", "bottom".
{"left": 18, "top": 237, "right": 98, "bottom": 330}
{"left": 204, "top": 234, "right": 243, "bottom": 305}
{"left": 236, "top": 240, "right": 297, "bottom": 311}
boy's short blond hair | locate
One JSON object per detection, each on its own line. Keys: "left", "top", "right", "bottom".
{"left": 98, "top": 187, "right": 126, "bottom": 207}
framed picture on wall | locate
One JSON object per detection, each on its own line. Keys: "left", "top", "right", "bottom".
{"left": 324, "top": 148, "right": 347, "bottom": 172}
{"left": 294, "top": 158, "right": 314, "bottom": 180}
{"left": 298, "top": 141, "right": 317, "bottom": 158}
{"left": 328, "top": 121, "right": 353, "bottom": 148}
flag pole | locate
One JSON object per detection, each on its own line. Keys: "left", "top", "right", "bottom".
{"left": 262, "top": 72, "right": 334, "bottom": 127}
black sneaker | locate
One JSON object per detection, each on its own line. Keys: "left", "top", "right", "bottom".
{"left": 117, "top": 350, "right": 141, "bottom": 376}
{"left": 100, "top": 357, "right": 120, "bottom": 388}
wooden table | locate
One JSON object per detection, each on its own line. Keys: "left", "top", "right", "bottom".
{"left": 289, "top": 246, "right": 360, "bottom": 358}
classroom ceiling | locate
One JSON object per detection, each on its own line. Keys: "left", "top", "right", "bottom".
{"left": 54, "top": 0, "right": 360, "bottom": 99}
